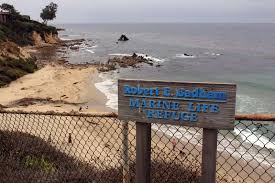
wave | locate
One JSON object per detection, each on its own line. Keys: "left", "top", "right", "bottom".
{"left": 90, "top": 45, "right": 98, "bottom": 49}
{"left": 67, "top": 34, "right": 82, "bottom": 37}
{"left": 108, "top": 53, "right": 165, "bottom": 62}
{"left": 81, "top": 45, "right": 98, "bottom": 54}
{"left": 137, "top": 53, "right": 165, "bottom": 62}
{"left": 175, "top": 54, "right": 196, "bottom": 58}
{"left": 108, "top": 53, "right": 132, "bottom": 57}
{"left": 234, "top": 127, "right": 275, "bottom": 150}
{"left": 152, "top": 124, "right": 275, "bottom": 168}
{"left": 204, "top": 52, "right": 222, "bottom": 56}
{"left": 59, "top": 37, "right": 73, "bottom": 41}
{"left": 233, "top": 127, "right": 275, "bottom": 168}
{"left": 85, "top": 49, "right": 95, "bottom": 54}
{"left": 94, "top": 74, "right": 118, "bottom": 110}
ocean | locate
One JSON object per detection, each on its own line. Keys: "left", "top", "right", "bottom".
{"left": 56, "top": 23, "right": 275, "bottom": 167}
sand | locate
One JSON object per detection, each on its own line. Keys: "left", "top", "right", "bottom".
{"left": 0, "top": 64, "right": 109, "bottom": 113}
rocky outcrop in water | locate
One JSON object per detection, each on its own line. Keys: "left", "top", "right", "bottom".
{"left": 97, "top": 53, "right": 159, "bottom": 72}
{"left": 118, "top": 34, "right": 129, "bottom": 41}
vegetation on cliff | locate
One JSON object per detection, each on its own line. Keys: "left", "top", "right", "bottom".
{"left": 0, "top": 3, "right": 57, "bottom": 46}
{"left": 0, "top": 3, "right": 58, "bottom": 87}
{"left": 0, "top": 41, "right": 37, "bottom": 87}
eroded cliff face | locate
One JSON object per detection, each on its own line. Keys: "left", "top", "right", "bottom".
{"left": 0, "top": 41, "right": 31, "bottom": 61}
{"left": 0, "top": 41, "right": 37, "bottom": 87}
{"left": 32, "top": 31, "right": 60, "bottom": 47}
{"left": 0, "top": 11, "right": 59, "bottom": 86}
{"left": 31, "top": 31, "right": 43, "bottom": 47}
{"left": 44, "top": 32, "right": 60, "bottom": 44}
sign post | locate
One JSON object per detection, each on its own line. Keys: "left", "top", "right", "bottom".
{"left": 136, "top": 122, "right": 151, "bottom": 183}
{"left": 201, "top": 128, "right": 218, "bottom": 183}
{"left": 118, "top": 79, "right": 236, "bottom": 183}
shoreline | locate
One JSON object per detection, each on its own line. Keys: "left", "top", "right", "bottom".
{"left": 0, "top": 62, "right": 110, "bottom": 113}
{"left": 0, "top": 37, "right": 114, "bottom": 113}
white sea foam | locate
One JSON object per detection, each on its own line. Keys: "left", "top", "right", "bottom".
{"left": 108, "top": 53, "right": 165, "bottom": 62}
{"left": 85, "top": 49, "right": 95, "bottom": 54}
{"left": 68, "top": 34, "right": 82, "bottom": 37}
{"left": 94, "top": 73, "right": 118, "bottom": 110}
{"left": 83, "top": 45, "right": 98, "bottom": 54}
{"left": 204, "top": 52, "right": 222, "bottom": 56}
{"left": 108, "top": 53, "right": 132, "bottom": 57}
{"left": 59, "top": 37, "right": 72, "bottom": 41}
{"left": 90, "top": 45, "right": 98, "bottom": 49}
{"left": 152, "top": 124, "right": 201, "bottom": 145}
{"left": 234, "top": 127, "right": 275, "bottom": 150}
{"left": 136, "top": 53, "right": 165, "bottom": 62}
{"left": 152, "top": 124, "right": 275, "bottom": 168}
{"left": 233, "top": 127, "right": 275, "bottom": 168}
{"left": 175, "top": 54, "right": 196, "bottom": 58}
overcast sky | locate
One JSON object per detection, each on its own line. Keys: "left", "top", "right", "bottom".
{"left": 3, "top": 0, "right": 275, "bottom": 23}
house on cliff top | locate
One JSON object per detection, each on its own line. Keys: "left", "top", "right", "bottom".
{"left": 0, "top": 9, "right": 11, "bottom": 24}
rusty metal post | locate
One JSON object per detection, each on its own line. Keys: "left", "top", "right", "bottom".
{"left": 122, "top": 121, "right": 130, "bottom": 183}
{"left": 201, "top": 128, "right": 218, "bottom": 183}
{"left": 136, "top": 122, "right": 151, "bottom": 183}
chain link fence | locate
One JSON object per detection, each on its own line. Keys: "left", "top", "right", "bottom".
{"left": 0, "top": 110, "right": 274, "bottom": 183}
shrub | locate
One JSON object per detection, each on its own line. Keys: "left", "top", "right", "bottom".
{"left": 0, "top": 58, "right": 37, "bottom": 87}
{"left": 25, "top": 155, "right": 55, "bottom": 173}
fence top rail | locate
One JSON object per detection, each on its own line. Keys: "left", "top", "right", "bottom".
{"left": 235, "top": 113, "right": 275, "bottom": 121}
{"left": 0, "top": 110, "right": 275, "bottom": 121}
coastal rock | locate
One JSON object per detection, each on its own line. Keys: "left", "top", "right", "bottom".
{"left": 60, "top": 39, "right": 85, "bottom": 47}
{"left": 44, "top": 32, "right": 60, "bottom": 44}
{"left": 70, "top": 46, "right": 80, "bottom": 50}
{"left": 32, "top": 31, "right": 44, "bottom": 47}
{"left": 118, "top": 34, "right": 129, "bottom": 41}
{"left": 97, "top": 53, "right": 154, "bottom": 72}
{"left": 0, "top": 41, "right": 31, "bottom": 60}
{"left": 184, "top": 53, "right": 193, "bottom": 57}
{"left": 32, "top": 31, "right": 60, "bottom": 46}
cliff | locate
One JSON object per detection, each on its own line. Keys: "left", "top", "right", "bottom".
{"left": 0, "top": 41, "right": 37, "bottom": 87}
{"left": 0, "top": 15, "right": 59, "bottom": 87}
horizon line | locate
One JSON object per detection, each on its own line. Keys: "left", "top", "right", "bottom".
{"left": 52, "top": 21, "right": 275, "bottom": 24}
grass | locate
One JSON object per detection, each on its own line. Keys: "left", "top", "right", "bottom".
{"left": 0, "top": 131, "right": 201, "bottom": 183}
{"left": 24, "top": 155, "right": 55, "bottom": 173}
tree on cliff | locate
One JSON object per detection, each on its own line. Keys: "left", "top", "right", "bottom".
{"left": 40, "top": 2, "right": 58, "bottom": 24}
{"left": 0, "top": 3, "right": 20, "bottom": 16}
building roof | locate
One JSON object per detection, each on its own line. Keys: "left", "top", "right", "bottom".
{"left": 0, "top": 9, "right": 10, "bottom": 14}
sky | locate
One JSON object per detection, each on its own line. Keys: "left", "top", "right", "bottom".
{"left": 2, "top": 0, "right": 275, "bottom": 23}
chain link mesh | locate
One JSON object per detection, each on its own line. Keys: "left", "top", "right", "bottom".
{"left": 0, "top": 111, "right": 274, "bottom": 183}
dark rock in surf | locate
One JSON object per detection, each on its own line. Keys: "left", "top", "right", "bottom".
{"left": 184, "top": 53, "right": 193, "bottom": 57}
{"left": 118, "top": 34, "right": 129, "bottom": 41}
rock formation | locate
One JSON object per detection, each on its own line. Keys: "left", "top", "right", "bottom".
{"left": 118, "top": 34, "right": 129, "bottom": 41}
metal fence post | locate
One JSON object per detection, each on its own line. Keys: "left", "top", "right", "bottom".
{"left": 122, "top": 121, "right": 130, "bottom": 183}
{"left": 201, "top": 128, "right": 218, "bottom": 183}
{"left": 136, "top": 122, "right": 151, "bottom": 183}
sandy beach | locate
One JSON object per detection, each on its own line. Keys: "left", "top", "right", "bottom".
{"left": 0, "top": 63, "right": 109, "bottom": 113}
